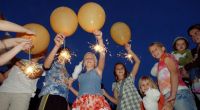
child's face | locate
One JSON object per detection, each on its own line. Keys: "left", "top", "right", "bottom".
{"left": 175, "top": 39, "right": 187, "bottom": 52}
{"left": 140, "top": 80, "right": 151, "bottom": 94}
{"left": 115, "top": 64, "right": 125, "bottom": 81}
{"left": 190, "top": 28, "right": 200, "bottom": 44}
{"left": 149, "top": 45, "right": 165, "bottom": 59}
{"left": 84, "top": 53, "right": 96, "bottom": 69}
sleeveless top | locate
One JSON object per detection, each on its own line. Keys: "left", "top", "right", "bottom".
{"left": 78, "top": 69, "right": 102, "bottom": 96}
{"left": 157, "top": 53, "right": 187, "bottom": 95}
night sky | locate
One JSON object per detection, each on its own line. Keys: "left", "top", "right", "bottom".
{"left": 0, "top": 0, "right": 200, "bottom": 103}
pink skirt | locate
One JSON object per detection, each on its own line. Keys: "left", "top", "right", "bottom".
{"left": 72, "top": 94, "right": 111, "bottom": 110}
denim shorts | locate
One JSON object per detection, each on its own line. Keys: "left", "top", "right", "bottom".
{"left": 164, "top": 89, "right": 197, "bottom": 110}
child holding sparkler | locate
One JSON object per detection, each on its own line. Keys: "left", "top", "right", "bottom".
{"left": 38, "top": 34, "right": 70, "bottom": 110}
{"left": 68, "top": 30, "right": 111, "bottom": 110}
{"left": 102, "top": 44, "right": 142, "bottom": 110}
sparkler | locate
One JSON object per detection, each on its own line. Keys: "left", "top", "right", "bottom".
{"left": 117, "top": 51, "right": 133, "bottom": 63}
{"left": 23, "top": 48, "right": 41, "bottom": 79}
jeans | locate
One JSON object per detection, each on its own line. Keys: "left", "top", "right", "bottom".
{"left": 165, "top": 89, "right": 197, "bottom": 110}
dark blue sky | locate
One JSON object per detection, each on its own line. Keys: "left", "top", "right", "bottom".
{"left": 0, "top": 0, "right": 200, "bottom": 102}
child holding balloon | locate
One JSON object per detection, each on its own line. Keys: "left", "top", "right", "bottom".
{"left": 67, "top": 30, "right": 111, "bottom": 110}
{"left": 149, "top": 42, "right": 197, "bottom": 110}
{"left": 38, "top": 34, "right": 70, "bottom": 110}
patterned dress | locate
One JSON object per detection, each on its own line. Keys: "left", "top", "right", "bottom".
{"left": 113, "top": 75, "right": 142, "bottom": 110}
{"left": 72, "top": 69, "right": 111, "bottom": 110}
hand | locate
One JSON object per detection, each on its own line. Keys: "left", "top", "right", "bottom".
{"left": 101, "top": 89, "right": 106, "bottom": 95}
{"left": 18, "top": 40, "right": 33, "bottom": 51}
{"left": 54, "top": 34, "right": 65, "bottom": 47}
{"left": 166, "top": 95, "right": 176, "bottom": 102}
{"left": 124, "top": 43, "right": 132, "bottom": 52}
{"left": 25, "top": 29, "right": 35, "bottom": 35}
{"left": 93, "top": 30, "right": 103, "bottom": 40}
{"left": 162, "top": 102, "right": 173, "bottom": 110}
{"left": 67, "top": 77, "right": 74, "bottom": 88}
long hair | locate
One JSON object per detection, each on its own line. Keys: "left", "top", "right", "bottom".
{"left": 138, "top": 76, "right": 158, "bottom": 96}
{"left": 113, "top": 62, "right": 129, "bottom": 82}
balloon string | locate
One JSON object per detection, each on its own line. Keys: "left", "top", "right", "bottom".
{"left": 29, "top": 48, "right": 31, "bottom": 64}
{"left": 64, "top": 39, "right": 65, "bottom": 49}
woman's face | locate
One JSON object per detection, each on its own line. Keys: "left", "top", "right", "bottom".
{"left": 115, "top": 64, "right": 125, "bottom": 81}
{"left": 149, "top": 45, "right": 165, "bottom": 60}
{"left": 175, "top": 39, "right": 187, "bottom": 52}
{"left": 84, "top": 53, "right": 96, "bottom": 69}
{"left": 140, "top": 80, "right": 151, "bottom": 94}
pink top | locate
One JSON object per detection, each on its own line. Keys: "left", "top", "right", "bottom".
{"left": 157, "top": 53, "right": 187, "bottom": 95}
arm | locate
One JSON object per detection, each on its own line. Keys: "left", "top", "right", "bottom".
{"left": 68, "top": 86, "right": 78, "bottom": 97}
{"left": 93, "top": 30, "right": 106, "bottom": 77}
{"left": 0, "top": 41, "right": 32, "bottom": 66}
{"left": 0, "top": 38, "right": 31, "bottom": 50}
{"left": 0, "top": 20, "right": 34, "bottom": 34}
{"left": 67, "top": 77, "right": 78, "bottom": 96}
{"left": 102, "top": 89, "right": 118, "bottom": 105}
{"left": 43, "top": 34, "right": 65, "bottom": 69}
{"left": 125, "top": 44, "right": 141, "bottom": 77}
{"left": 164, "top": 57, "right": 178, "bottom": 104}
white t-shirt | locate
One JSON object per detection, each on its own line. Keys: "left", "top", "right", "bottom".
{"left": 0, "top": 63, "right": 43, "bottom": 95}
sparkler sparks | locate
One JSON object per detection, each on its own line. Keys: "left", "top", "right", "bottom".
{"left": 23, "top": 62, "right": 41, "bottom": 79}
{"left": 117, "top": 52, "right": 133, "bottom": 63}
{"left": 58, "top": 49, "right": 72, "bottom": 63}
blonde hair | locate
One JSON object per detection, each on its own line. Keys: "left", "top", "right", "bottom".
{"left": 138, "top": 76, "right": 158, "bottom": 96}
{"left": 83, "top": 52, "right": 98, "bottom": 69}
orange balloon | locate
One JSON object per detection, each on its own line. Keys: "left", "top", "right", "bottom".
{"left": 78, "top": 2, "right": 106, "bottom": 33}
{"left": 50, "top": 7, "right": 78, "bottom": 36}
{"left": 17, "top": 23, "right": 50, "bottom": 54}
{"left": 110, "top": 22, "right": 131, "bottom": 46}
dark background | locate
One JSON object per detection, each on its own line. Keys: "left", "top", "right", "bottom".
{"left": 0, "top": 0, "right": 200, "bottom": 104}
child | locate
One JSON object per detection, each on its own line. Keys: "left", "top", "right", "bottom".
{"left": 172, "top": 37, "right": 193, "bottom": 68}
{"left": 0, "top": 55, "right": 44, "bottom": 110}
{"left": 103, "top": 44, "right": 142, "bottom": 110}
{"left": 38, "top": 34, "right": 70, "bottom": 110}
{"left": 138, "top": 76, "right": 168, "bottom": 110}
{"left": 149, "top": 42, "right": 197, "bottom": 110}
{"left": 68, "top": 30, "right": 111, "bottom": 110}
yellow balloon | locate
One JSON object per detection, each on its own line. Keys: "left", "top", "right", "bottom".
{"left": 50, "top": 7, "right": 78, "bottom": 36}
{"left": 110, "top": 22, "right": 131, "bottom": 46}
{"left": 78, "top": 2, "right": 106, "bottom": 33}
{"left": 17, "top": 23, "right": 50, "bottom": 54}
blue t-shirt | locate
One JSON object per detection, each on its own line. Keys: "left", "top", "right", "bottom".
{"left": 39, "top": 60, "right": 69, "bottom": 101}
{"left": 78, "top": 69, "right": 102, "bottom": 96}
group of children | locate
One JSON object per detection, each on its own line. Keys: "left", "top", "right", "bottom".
{"left": 0, "top": 19, "right": 199, "bottom": 110}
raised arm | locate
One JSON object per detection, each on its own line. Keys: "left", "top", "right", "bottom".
{"left": 93, "top": 30, "right": 106, "bottom": 77}
{"left": 43, "top": 34, "right": 65, "bottom": 69}
{"left": 0, "top": 40, "right": 32, "bottom": 66}
{"left": 0, "top": 20, "right": 34, "bottom": 34}
{"left": 125, "top": 44, "right": 140, "bottom": 77}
